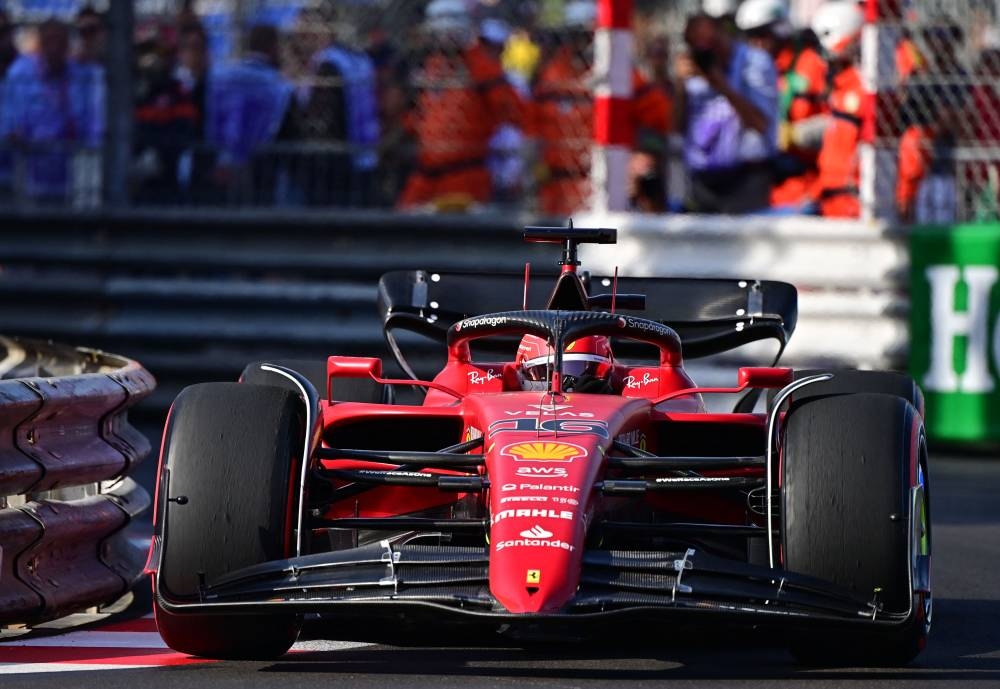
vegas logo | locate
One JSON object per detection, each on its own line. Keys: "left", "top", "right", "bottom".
{"left": 503, "top": 441, "right": 587, "bottom": 462}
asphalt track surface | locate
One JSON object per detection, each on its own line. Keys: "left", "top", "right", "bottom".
{"left": 1, "top": 452, "right": 998, "bottom": 688}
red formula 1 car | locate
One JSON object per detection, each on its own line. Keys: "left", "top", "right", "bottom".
{"left": 148, "top": 227, "right": 931, "bottom": 664}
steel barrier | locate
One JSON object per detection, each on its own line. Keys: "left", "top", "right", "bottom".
{"left": 0, "top": 337, "right": 154, "bottom": 625}
{"left": 0, "top": 209, "right": 904, "bottom": 414}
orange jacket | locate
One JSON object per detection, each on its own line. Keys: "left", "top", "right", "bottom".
{"left": 815, "top": 65, "right": 865, "bottom": 216}
{"left": 896, "top": 125, "right": 931, "bottom": 216}
{"left": 776, "top": 44, "right": 827, "bottom": 125}
{"left": 531, "top": 47, "right": 670, "bottom": 175}
{"left": 408, "top": 43, "right": 525, "bottom": 172}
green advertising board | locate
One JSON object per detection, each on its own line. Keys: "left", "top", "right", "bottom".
{"left": 910, "top": 223, "right": 1000, "bottom": 443}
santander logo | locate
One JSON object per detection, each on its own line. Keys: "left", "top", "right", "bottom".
{"left": 519, "top": 525, "right": 553, "bottom": 539}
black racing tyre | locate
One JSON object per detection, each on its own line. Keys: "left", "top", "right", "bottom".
{"left": 241, "top": 359, "right": 391, "bottom": 403}
{"left": 769, "top": 369, "right": 924, "bottom": 417}
{"left": 782, "top": 392, "right": 931, "bottom": 666}
{"left": 153, "top": 382, "right": 303, "bottom": 659}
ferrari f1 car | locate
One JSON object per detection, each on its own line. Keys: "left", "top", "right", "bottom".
{"left": 148, "top": 227, "right": 931, "bottom": 664}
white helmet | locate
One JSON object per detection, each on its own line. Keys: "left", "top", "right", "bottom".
{"left": 564, "top": 0, "right": 597, "bottom": 29}
{"left": 811, "top": 0, "right": 864, "bottom": 57}
{"left": 425, "top": 0, "right": 471, "bottom": 32}
{"left": 702, "top": 0, "right": 739, "bottom": 19}
{"left": 736, "top": 0, "right": 793, "bottom": 37}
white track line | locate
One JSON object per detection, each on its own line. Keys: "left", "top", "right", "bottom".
{"left": 1, "top": 631, "right": 168, "bottom": 649}
{"left": 0, "top": 663, "right": 158, "bottom": 675}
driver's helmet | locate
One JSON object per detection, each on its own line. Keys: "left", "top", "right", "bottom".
{"left": 515, "top": 334, "right": 614, "bottom": 392}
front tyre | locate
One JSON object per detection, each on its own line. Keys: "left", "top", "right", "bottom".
{"left": 782, "top": 392, "right": 931, "bottom": 665}
{"left": 152, "top": 383, "right": 304, "bottom": 659}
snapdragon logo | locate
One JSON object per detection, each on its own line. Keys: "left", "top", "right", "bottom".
{"left": 924, "top": 265, "right": 1000, "bottom": 392}
{"left": 456, "top": 315, "right": 508, "bottom": 331}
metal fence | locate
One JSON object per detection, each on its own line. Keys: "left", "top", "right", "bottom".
{"left": 871, "top": 0, "right": 1000, "bottom": 224}
{"left": 1, "top": 0, "right": 998, "bottom": 221}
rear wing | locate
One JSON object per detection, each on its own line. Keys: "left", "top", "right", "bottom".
{"left": 378, "top": 270, "right": 797, "bottom": 377}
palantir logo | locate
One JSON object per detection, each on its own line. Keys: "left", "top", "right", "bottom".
{"left": 520, "top": 525, "right": 553, "bottom": 539}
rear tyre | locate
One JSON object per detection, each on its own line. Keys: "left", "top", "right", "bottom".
{"left": 241, "top": 359, "right": 390, "bottom": 403}
{"left": 153, "top": 383, "right": 303, "bottom": 659}
{"left": 782, "top": 393, "right": 931, "bottom": 666}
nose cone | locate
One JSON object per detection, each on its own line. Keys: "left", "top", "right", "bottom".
{"left": 487, "top": 439, "right": 600, "bottom": 613}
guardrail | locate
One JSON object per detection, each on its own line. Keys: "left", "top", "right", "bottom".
{"left": 578, "top": 213, "right": 908, "bottom": 382}
{"left": 0, "top": 337, "right": 154, "bottom": 625}
{"left": 0, "top": 209, "right": 905, "bottom": 415}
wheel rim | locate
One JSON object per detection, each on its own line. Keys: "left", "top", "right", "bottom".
{"left": 912, "top": 442, "right": 932, "bottom": 637}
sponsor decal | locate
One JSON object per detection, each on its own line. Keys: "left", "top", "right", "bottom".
{"left": 357, "top": 469, "right": 426, "bottom": 479}
{"left": 516, "top": 466, "right": 567, "bottom": 478}
{"left": 467, "top": 369, "right": 501, "bottom": 385}
{"left": 502, "top": 441, "right": 587, "bottom": 462}
{"left": 623, "top": 373, "right": 659, "bottom": 390}
{"left": 496, "top": 538, "right": 575, "bottom": 552}
{"left": 456, "top": 315, "right": 508, "bottom": 331}
{"left": 499, "top": 482, "right": 580, "bottom": 493}
{"left": 619, "top": 316, "right": 675, "bottom": 339}
{"left": 520, "top": 525, "right": 554, "bottom": 539}
{"left": 504, "top": 404, "right": 595, "bottom": 418}
{"left": 492, "top": 509, "right": 574, "bottom": 525}
{"left": 616, "top": 429, "right": 647, "bottom": 451}
{"left": 653, "top": 476, "right": 732, "bottom": 483}
{"left": 498, "top": 495, "right": 577, "bottom": 505}
{"left": 526, "top": 569, "right": 541, "bottom": 584}
{"left": 489, "top": 418, "right": 609, "bottom": 438}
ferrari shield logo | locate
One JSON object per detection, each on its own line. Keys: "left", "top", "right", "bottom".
{"left": 526, "top": 569, "right": 541, "bottom": 584}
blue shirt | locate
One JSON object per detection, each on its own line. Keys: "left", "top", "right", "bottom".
{"left": 205, "top": 55, "right": 293, "bottom": 166}
{"left": 684, "top": 41, "right": 777, "bottom": 171}
{"left": 309, "top": 45, "right": 379, "bottom": 171}
{"left": 0, "top": 54, "right": 105, "bottom": 197}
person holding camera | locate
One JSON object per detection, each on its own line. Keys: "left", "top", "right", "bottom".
{"left": 673, "top": 12, "right": 777, "bottom": 213}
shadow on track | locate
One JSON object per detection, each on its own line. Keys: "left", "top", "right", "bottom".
{"left": 255, "top": 597, "right": 1000, "bottom": 683}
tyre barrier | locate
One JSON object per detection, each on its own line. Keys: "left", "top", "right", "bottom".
{"left": 0, "top": 336, "right": 154, "bottom": 625}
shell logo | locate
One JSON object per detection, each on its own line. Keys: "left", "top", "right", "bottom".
{"left": 502, "top": 441, "right": 587, "bottom": 462}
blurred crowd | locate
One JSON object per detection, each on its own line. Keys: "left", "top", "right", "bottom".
{"left": 0, "top": 0, "right": 999, "bottom": 220}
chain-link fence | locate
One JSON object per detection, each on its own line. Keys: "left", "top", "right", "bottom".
{"left": 1, "top": 0, "right": 997, "bottom": 222}
{"left": 872, "top": 0, "right": 1000, "bottom": 224}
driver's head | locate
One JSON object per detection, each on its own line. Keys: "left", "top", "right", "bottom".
{"left": 515, "top": 334, "right": 614, "bottom": 392}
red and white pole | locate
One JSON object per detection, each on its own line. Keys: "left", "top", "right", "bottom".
{"left": 858, "top": 0, "right": 879, "bottom": 221}
{"left": 591, "top": 0, "right": 634, "bottom": 213}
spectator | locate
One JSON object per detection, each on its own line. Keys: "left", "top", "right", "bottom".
{"left": 674, "top": 12, "right": 778, "bottom": 213}
{"left": 0, "top": 11, "right": 17, "bottom": 78}
{"left": 205, "top": 24, "right": 296, "bottom": 204}
{"left": 397, "top": 0, "right": 526, "bottom": 210}
{"left": 737, "top": 0, "right": 827, "bottom": 212}
{"left": 0, "top": 18, "right": 105, "bottom": 201}
{"left": 533, "top": 0, "right": 671, "bottom": 216}
{"left": 132, "top": 21, "right": 199, "bottom": 204}
{"left": 0, "top": 10, "right": 21, "bottom": 196}
{"left": 810, "top": 0, "right": 865, "bottom": 218}
{"left": 302, "top": 9, "right": 380, "bottom": 206}
{"left": 174, "top": 21, "right": 214, "bottom": 203}
{"left": 971, "top": 48, "right": 1000, "bottom": 219}
{"left": 74, "top": 5, "right": 106, "bottom": 66}
{"left": 481, "top": 18, "right": 527, "bottom": 206}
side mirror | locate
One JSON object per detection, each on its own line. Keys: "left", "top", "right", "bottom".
{"left": 327, "top": 356, "right": 383, "bottom": 402}
{"left": 738, "top": 367, "right": 793, "bottom": 389}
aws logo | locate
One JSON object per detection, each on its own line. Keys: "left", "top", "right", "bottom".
{"left": 502, "top": 441, "right": 587, "bottom": 462}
